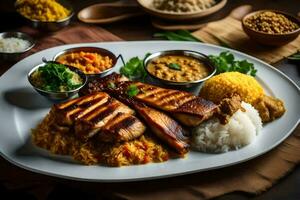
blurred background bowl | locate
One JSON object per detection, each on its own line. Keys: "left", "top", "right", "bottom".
{"left": 15, "top": 0, "right": 74, "bottom": 32}
{"left": 136, "top": 0, "right": 227, "bottom": 21}
{"left": 0, "top": 31, "right": 35, "bottom": 62}
{"left": 242, "top": 10, "right": 300, "bottom": 46}
{"left": 53, "top": 46, "right": 119, "bottom": 78}
{"left": 28, "top": 63, "right": 87, "bottom": 101}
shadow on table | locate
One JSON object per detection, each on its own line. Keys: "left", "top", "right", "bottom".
{"left": 4, "top": 87, "right": 52, "bottom": 109}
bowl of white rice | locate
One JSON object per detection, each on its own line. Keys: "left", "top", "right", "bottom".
{"left": 0, "top": 32, "right": 35, "bottom": 62}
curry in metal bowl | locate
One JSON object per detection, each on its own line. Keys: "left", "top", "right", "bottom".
{"left": 144, "top": 50, "right": 216, "bottom": 86}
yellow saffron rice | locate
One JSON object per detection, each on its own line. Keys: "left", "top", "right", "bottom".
{"left": 32, "top": 113, "right": 169, "bottom": 166}
{"left": 200, "top": 72, "right": 264, "bottom": 105}
{"left": 16, "top": 0, "right": 70, "bottom": 22}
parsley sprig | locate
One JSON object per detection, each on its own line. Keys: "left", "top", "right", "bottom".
{"left": 126, "top": 84, "right": 139, "bottom": 97}
{"left": 120, "top": 53, "right": 150, "bottom": 81}
{"left": 209, "top": 51, "right": 257, "bottom": 76}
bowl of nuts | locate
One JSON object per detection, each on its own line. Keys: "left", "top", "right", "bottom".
{"left": 242, "top": 10, "right": 300, "bottom": 46}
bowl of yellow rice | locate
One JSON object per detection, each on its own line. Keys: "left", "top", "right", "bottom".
{"left": 15, "top": 0, "right": 74, "bottom": 31}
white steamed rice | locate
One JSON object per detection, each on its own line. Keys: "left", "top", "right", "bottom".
{"left": 192, "top": 101, "right": 262, "bottom": 153}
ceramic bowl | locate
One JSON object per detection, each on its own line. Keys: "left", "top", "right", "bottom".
{"left": 136, "top": 0, "right": 227, "bottom": 21}
{"left": 242, "top": 10, "right": 300, "bottom": 46}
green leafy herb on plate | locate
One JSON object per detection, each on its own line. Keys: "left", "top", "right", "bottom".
{"left": 287, "top": 52, "right": 300, "bottom": 60}
{"left": 120, "top": 53, "right": 150, "bottom": 81}
{"left": 126, "top": 84, "right": 139, "bottom": 97}
{"left": 108, "top": 82, "right": 116, "bottom": 89}
{"left": 209, "top": 51, "right": 257, "bottom": 77}
{"left": 168, "top": 63, "right": 181, "bottom": 70}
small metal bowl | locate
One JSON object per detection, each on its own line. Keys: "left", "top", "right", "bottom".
{"left": 15, "top": 0, "right": 73, "bottom": 32}
{"left": 28, "top": 63, "right": 87, "bottom": 101}
{"left": 144, "top": 50, "right": 216, "bottom": 88}
{"left": 0, "top": 32, "right": 35, "bottom": 61}
{"left": 53, "top": 46, "right": 121, "bottom": 78}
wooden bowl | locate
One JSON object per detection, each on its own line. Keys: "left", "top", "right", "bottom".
{"left": 242, "top": 10, "right": 300, "bottom": 46}
{"left": 136, "top": 0, "right": 227, "bottom": 21}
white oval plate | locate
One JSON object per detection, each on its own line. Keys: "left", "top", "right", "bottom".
{"left": 0, "top": 41, "right": 299, "bottom": 182}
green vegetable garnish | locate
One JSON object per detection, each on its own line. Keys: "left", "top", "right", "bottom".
{"left": 126, "top": 84, "right": 139, "bottom": 97}
{"left": 120, "top": 53, "right": 150, "bottom": 81}
{"left": 288, "top": 52, "right": 300, "bottom": 60}
{"left": 154, "top": 30, "right": 202, "bottom": 42}
{"left": 209, "top": 51, "right": 257, "bottom": 77}
{"left": 31, "top": 62, "right": 83, "bottom": 92}
{"left": 168, "top": 63, "right": 181, "bottom": 70}
{"left": 108, "top": 82, "right": 116, "bottom": 89}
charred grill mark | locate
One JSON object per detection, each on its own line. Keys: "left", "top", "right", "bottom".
{"left": 63, "top": 104, "right": 80, "bottom": 112}
{"left": 108, "top": 114, "right": 138, "bottom": 134}
{"left": 79, "top": 99, "right": 105, "bottom": 108}
{"left": 71, "top": 96, "right": 109, "bottom": 119}
{"left": 66, "top": 107, "right": 82, "bottom": 119}
{"left": 159, "top": 93, "right": 194, "bottom": 107}
{"left": 57, "top": 93, "right": 108, "bottom": 111}
{"left": 175, "top": 97, "right": 218, "bottom": 115}
{"left": 56, "top": 98, "right": 81, "bottom": 109}
{"left": 91, "top": 102, "right": 119, "bottom": 124}
{"left": 76, "top": 93, "right": 106, "bottom": 105}
{"left": 137, "top": 87, "right": 161, "bottom": 98}
{"left": 152, "top": 90, "right": 180, "bottom": 100}
{"left": 80, "top": 98, "right": 113, "bottom": 121}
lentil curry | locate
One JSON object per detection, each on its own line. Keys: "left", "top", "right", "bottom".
{"left": 147, "top": 54, "right": 210, "bottom": 82}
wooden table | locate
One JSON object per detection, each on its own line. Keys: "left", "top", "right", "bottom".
{"left": 0, "top": 0, "right": 299, "bottom": 199}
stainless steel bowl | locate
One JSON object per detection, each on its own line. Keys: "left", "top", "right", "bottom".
{"left": 53, "top": 46, "right": 120, "bottom": 78}
{"left": 15, "top": 0, "right": 73, "bottom": 32}
{"left": 28, "top": 63, "right": 87, "bottom": 101}
{"left": 144, "top": 50, "right": 216, "bottom": 88}
{"left": 0, "top": 32, "right": 35, "bottom": 61}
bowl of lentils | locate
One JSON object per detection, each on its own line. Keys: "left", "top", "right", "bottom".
{"left": 242, "top": 10, "right": 300, "bottom": 46}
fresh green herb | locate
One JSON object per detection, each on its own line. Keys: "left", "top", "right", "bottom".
{"left": 126, "top": 84, "right": 139, "bottom": 97}
{"left": 209, "top": 51, "right": 257, "bottom": 77}
{"left": 108, "top": 82, "right": 116, "bottom": 89}
{"left": 168, "top": 63, "right": 181, "bottom": 70}
{"left": 120, "top": 53, "right": 150, "bottom": 81}
{"left": 154, "top": 30, "right": 233, "bottom": 48}
{"left": 154, "top": 30, "right": 202, "bottom": 42}
{"left": 32, "top": 62, "right": 83, "bottom": 92}
{"left": 288, "top": 52, "right": 300, "bottom": 60}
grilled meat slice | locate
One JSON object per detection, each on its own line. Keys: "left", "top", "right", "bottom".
{"left": 80, "top": 73, "right": 218, "bottom": 127}
{"left": 134, "top": 104, "right": 189, "bottom": 154}
{"left": 98, "top": 112, "right": 146, "bottom": 143}
{"left": 74, "top": 98, "right": 135, "bottom": 140}
{"left": 53, "top": 92, "right": 110, "bottom": 126}
{"left": 117, "top": 96, "right": 189, "bottom": 154}
{"left": 52, "top": 92, "right": 145, "bottom": 141}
